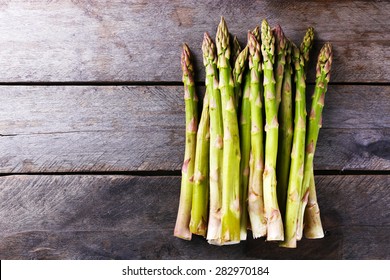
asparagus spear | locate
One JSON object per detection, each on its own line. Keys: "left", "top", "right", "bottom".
{"left": 189, "top": 40, "right": 211, "bottom": 237}
{"left": 298, "top": 43, "right": 333, "bottom": 240}
{"left": 217, "top": 17, "right": 241, "bottom": 244}
{"left": 247, "top": 31, "right": 267, "bottom": 238}
{"left": 280, "top": 43, "right": 307, "bottom": 248}
{"left": 281, "top": 27, "right": 314, "bottom": 243}
{"left": 233, "top": 47, "right": 249, "bottom": 110}
{"left": 276, "top": 40, "right": 293, "bottom": 218}
{"left": 203, "top": 33, "right": 224, "bottom": 245}
{"left": 273, "top": 25, "right": 287, "bottom": 113}
{"left": 261, "top": 19, "right": 284, "bottom": 241}
{"left": 239, "top": 70, "right": 251, "bottom": 240}
{"left": 295, "top": 26, "right": 316, "bottom": 241}
{"left": 174, "top": 44, "right": 198, "bottom": 240}
{"left": 232, "top": 46, "right": 250, "bottom": 240}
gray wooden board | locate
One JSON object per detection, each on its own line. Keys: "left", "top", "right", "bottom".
{"left": 0, "top": 175, "right": 388, "bottom": 259}
{"left": 0, "top": 1, "right": 388, "bottom": 82}
{"left": 0, "top": 85, "right": 388, "bottom": 173}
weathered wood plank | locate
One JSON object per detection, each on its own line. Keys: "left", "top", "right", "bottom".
{"left": 1, "top": 128, "right": 388, "bottom": 172}
{"left": 246, "top": 226, "right": 390, "bottom": 260}
{"left": 0, "top": 1, "right": 388, "bottom": 82}
{"left": 0, "top": 175, "right": 388, "bottom": 259}
{"left": 0, "top": 85, "right": 388, "bottom": 173}
{"left": 0, "top": 86, "right": 184, "bottom": 172}
{"left": 0, "top": 226, "right": 388, "bottom": 260}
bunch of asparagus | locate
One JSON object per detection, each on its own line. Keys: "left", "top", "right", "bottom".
{"left": 174, "top": 17, "right": 333, "bottom": 248}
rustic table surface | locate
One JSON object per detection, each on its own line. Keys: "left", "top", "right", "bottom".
{"left": 0, "top": 0, "right": 389, "bottom": 260}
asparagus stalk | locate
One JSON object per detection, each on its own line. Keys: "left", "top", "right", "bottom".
{"left": 273, "top": 25, "right": 287, "bottom": 112}
{"left": 280, "top": 43, "right": 307, "bottom": 248}
{"left": 217, "top": 17, "right": 241, "bottom": 244}
{"left": 203, "top": 33, "right": 224, "bottom": 245}
{"left": 233, "top": 47, "right": 249, "bottom": 110}
{"left": 247, "top": 31, "right": 267, "bottom": 238}
{"left": 174, "top": 44, "right": 198, "bottom": 240}
{"left": 232, "top": 46, "right": 250, "bottom": 240}
{"left": 276, "top": 40, "right": 293, "bottom": 218}
{"left": 189, "top": 40, "right": 212, "bottom": 237}
{"left": 261, "top": 19, "right": 284, "bottom": 241}
{"left": 295, "top": 26, "right": 315, "bottom": 241}
{"left": 297, "top": 43, "right": 333, "bottom": 240}
{"left": 239, "top": 70, "right": 251, "bottom": 240}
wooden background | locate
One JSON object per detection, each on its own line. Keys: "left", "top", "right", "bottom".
{"left": 0, "top": 0, "right": 389, "bottom": 259}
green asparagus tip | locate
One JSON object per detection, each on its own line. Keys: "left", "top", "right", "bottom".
{"left": 181, "top": 44, "right": 194, "bottom": 85}
{"left": 300, "top": 27, "right": 315, "bottom": 63}
{"left": 233, "top": 45, "right": 249, "bottom": 84}
{"left": 291, "top": 42, "right": 304, "bottom": 71}
{"left": 232, "top": 35, "right": 241, "bottom": 56}
{"left": 216, "top": 16, "right": 230, "bottom": 63}
{"left": 233, "top": 35, "right": 240, "bottom": 47}
{"left": 316, "top": 43, "right": 333, "bottom": 81}
{"left": 261, "top": 19, "right": 275, "bottom": 64}
{"left": 202, "top": 32, "right": 217, "bottom": 67}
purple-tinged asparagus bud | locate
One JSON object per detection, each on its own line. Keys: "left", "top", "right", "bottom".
{"left": 316, "top": 43, "right": 333, "bottom": 81}
{"left": 252, "top": 26, "right": 260, "bottom": 42}
{"left": 181, "top": 43, "right": 194, "bottom": 85}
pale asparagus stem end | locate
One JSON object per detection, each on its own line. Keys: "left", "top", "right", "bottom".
{"left": 304, "top": 172, "right": 324, "bottom": 239}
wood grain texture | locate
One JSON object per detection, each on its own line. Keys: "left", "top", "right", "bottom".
{"left": 0, "top": 0, "right": 388, "bottom": 82}
{"left": 0, "top": 85, "right": 388, "bottom": 173}
{"left": 0, "top": 86, "right": 184, "bottom": 172}
{"left": 0, "top": 175, "right": 388, "bottom": 259}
